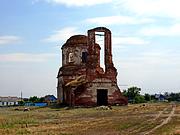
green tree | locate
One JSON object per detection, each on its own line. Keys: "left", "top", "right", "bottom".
{"left": 122, "top": 90, "right": 128, "bottom": 97}
{"left": 169, "top": 92, "right": 180, "bottom": 101}
{"left": 144, "top": 93, "right": 151, "bottom": 101}
{"left": 128, "top": 86, "right": 141, "bottom": 102}
{"left": 124, "top": 86, "right": 141, "bottom": 103}
{"left": 18, "top": 100, "right": 25, "bottom": 106}
{"left": 135, "top": 95, "right": 145, "bottom": 103}
{"left": 38, "top": 97, "right": 45, "bottom": 102}
{"left": 29, "top": 96, "right": 38, "bottom": 103}
{"left": 150, "top": 95, "right": 156, "bottom": 101}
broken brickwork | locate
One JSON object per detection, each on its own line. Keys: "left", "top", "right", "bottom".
{"left": 57, "top": 27, "right": 127, "bottom": 106}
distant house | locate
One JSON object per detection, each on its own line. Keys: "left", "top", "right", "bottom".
{"left": 0, "top": 96, "right": 20, "bottom": 106}
{"left": 44, "top": 95, "right": 57, "bottom": 104}
{"left": 155, "top": 94, "right": 165, "bottom": 101}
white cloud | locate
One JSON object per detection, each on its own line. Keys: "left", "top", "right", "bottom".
{"left": 116, "top": 0, "right": 180, "bottom": 19}
{"left": 0, "top": 53, "right": 57, "bottom": 62}
{"left": 114, "top": 48, "right": 180, "bottom": 93}
{"left": 0, "top": 36, "right": 22, "bottom": 45}
{"left": 86, "top": 15, "right": 154, "bottom": 25}
{"left": 44, "top": 27, "right": 79, "bottom": 42}
{"left": 139, "top": 23, "right": 180, "bottom": 36}
{"left": 31, "top": 0, "right": 39, "bottom": 4}
{"left": 113, "top": 36, "right": 148, "bottom": 46}
{"left": 117, "top": 49, "right": 180, "bottom": 71}
{"left": 35, "top": 0, "right": 112, "bottom": 7}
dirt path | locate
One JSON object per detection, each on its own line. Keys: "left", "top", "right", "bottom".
{"left": 153, "top": 107, "right": 168, "bottom": 121}
{"left": 143, "top": 104, "right": 176, "bottom": 135}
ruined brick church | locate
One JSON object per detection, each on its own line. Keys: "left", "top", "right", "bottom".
{"left": 57, "top": 27, "right": 127, "bottom": 106}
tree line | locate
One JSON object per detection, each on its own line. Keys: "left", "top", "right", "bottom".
{"left": 19, "top": 96, "right": 45, "bottom": 105}
{"left": 122, "top": 86, "right": 180, "bottom": 104}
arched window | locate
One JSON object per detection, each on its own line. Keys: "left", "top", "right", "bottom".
{"left": 82, "top": 52, "right": 88, "bottom": 63}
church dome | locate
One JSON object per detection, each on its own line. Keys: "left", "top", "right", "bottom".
{"left": 62, "top": 35, "right": 87, "bottom": 48}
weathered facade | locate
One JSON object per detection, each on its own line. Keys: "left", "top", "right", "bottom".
{"left": 57, "top": 27, "right": 127, "bottom": 106}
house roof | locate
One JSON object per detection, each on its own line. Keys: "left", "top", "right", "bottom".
{"left": 0, "top": 96, "right": 20, "bottom": 102}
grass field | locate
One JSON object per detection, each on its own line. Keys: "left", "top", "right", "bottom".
{"left": 0, "top": 103, "right": 180, "bottom": 135}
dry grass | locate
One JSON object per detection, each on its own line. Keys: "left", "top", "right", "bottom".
{"left": 0, "top": 103, "right": 179, "bottom": 135}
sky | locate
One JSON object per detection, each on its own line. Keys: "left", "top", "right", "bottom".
{"left": 0, "top": 0, "right": 180, "bottom": 98}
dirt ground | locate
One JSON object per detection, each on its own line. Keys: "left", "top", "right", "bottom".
{"left": 0, "top": 102, "right": 180, "bottom": 135}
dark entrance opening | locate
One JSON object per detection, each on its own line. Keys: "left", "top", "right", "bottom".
{"left": 97, "top": 89, "right": 108, "bottom": 106}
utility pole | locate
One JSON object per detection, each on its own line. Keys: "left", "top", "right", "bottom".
{"left": 21, "top": 91, "right": 22, "bottom": 101}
